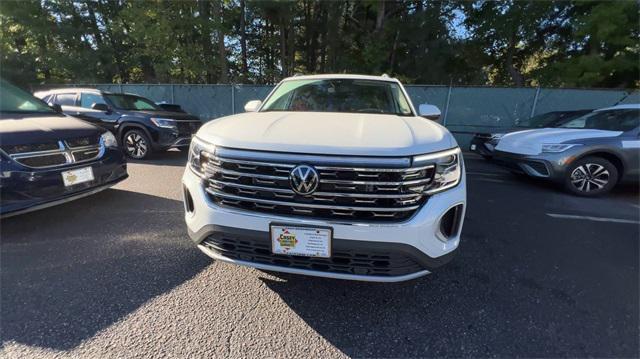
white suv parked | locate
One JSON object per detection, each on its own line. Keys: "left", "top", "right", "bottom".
{"left": 182, "top": 74, "right": 466, "bottom": 282}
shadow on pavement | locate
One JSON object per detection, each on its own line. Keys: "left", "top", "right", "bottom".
{"left": 258, "top": 172, "right": 639, "bottom": 357}
{"left": 128, "top": 148, "right": 189, "bottom": 167}
{"left": 0, "top": 189, "right": 209, "bottom": 350}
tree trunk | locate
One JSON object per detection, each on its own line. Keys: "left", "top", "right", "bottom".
{"left": 389, "top": 30, "right": 400, "bottom": 73}
{"left": 199, "top": 0, "right": 215, "bottom": 83}
{"left": 375, "top": 0, "right": 385, "bottom": 33}
{"left": 506, "top": 33, "right": 524, "bottom": 87}
{"left": 213, "top": 0, "right": 228, "bottom": 83}
{"left": 280, "top": 17, "right": 288, "bottom": 77}
{"left": 304, "top": 1, "right": 312, "bottom": 72}
{"left": 288, "top": 16, "right": 295, "bottom": 75}
{"left": 239, "top": 0, "right": 248, "bottom": 79}
{"left": 319, "top": 4, "right": 328, "bottom": 72}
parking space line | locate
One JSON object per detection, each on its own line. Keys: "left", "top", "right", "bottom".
{"left": 546, "top": 213, "right": 639, "bottom": 225}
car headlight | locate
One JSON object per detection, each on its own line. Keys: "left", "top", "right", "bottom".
{"left": 100, "top": 131, "right": 118, "bottom": 148}
{"left": 541, "top": 144, "right": 580, "bottom": 153}
{"left": 413, "top": 147, "right": 462, "bottom": 195}
{"left": 150, "top": 117, "right": 177, "bottom": 129}
{"left": 188, "top": 137, "right": 215, "bottom": 176}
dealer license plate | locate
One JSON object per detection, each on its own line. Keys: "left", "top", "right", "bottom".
{"left": 270, "top": 224, "right": 332, "bottom": 258}
{"left": 61, "top": 167, "right": 94, "bottom": 187}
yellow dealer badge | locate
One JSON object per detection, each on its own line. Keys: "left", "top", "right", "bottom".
{"left": 277, "top": 230, "right": 298, "bottom": 248}
{"left": 65, "top": 173, "right": 78, "bottom": 185}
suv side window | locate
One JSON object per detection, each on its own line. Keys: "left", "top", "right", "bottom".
{"left": 80, "top": 93, "right": 107, "bottom": 109}
{"left": 54, "top": 93, "right": 77, "bottom": 106}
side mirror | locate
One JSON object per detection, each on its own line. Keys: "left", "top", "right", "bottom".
{"left": 418, "top": 104, "right": 441, "bottom": 121}
{"left": 244, "top": 100, "right": 262, "bottom": 112}
{"left": 50, "top": 103, "right": 62, "bottom": 113}
{"left": 92, "top": 103, "right": 111, "bottom": 113}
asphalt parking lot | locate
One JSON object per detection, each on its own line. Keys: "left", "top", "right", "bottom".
{"left": 1, "top": 151, "right": 638, "bottom": 358}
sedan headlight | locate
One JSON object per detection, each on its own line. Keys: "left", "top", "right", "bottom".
{"left": 188, "top": 137, "right": 214, "bottom": 176}
{"left": 541, "top": 143, "right": 580, "bottom": 153}
{"left": 414, "top": 147, "right": 462, "bottom": 195}
{"left": 150, "top": 117, "right": 177, "bottom": 129}
{"left": 100, "top": 131, "right": 118, "bottom": 148}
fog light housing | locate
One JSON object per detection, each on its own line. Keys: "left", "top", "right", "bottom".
{"left": 184, "top": 186, "right": 195, "bottom": 214}
{"left": 438, "top": 204, "right": 464, "bottom": 242}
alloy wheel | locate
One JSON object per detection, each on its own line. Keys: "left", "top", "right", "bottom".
{"left": 125, "top": 132, "right": 148, "bottom": 159}
{"left": 570, "top": 163, "right": 609, "bottom": 193}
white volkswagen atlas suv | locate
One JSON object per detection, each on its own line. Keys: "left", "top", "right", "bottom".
{"left": 182, "top": 74, "right": 466, "bottom": 282}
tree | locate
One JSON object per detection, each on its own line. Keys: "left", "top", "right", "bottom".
{"left": 1, "top": 0, "right": 637, "bottom": 88}
{"left": 538, "top": 1, "right": 640, "bottom": 88}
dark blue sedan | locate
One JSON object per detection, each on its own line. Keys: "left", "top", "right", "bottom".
{"left": 0, "top": 80, "right": 128, "bottom": 218}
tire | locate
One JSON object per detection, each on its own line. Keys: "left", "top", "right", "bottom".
{"left": 564, "top": 156, "right": 618, "bottom": 196}
{"left": 123, "top": 129, "right": 153, "bottom": 159}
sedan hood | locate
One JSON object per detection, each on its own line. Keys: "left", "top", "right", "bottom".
{"left": 495, "top": 127, "right": 622, "bottom": 155}
{"left": 198, "top": 111, "right": 455, "bottom": 156}
{"left": 0, "top": 114, "right": 102, "bottom": 147}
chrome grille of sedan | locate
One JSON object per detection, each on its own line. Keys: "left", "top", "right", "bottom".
{"left": 202, "top": 150, "right": 435, "bottom": 222}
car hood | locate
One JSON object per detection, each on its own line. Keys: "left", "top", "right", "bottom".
{"left": 197, "top": 111, "right": 456, "bottom": 156}
{"left": 477, "top": 126, "right": 557, "bottom": 137}
{"left": 120, "top": 110, "right": 199, "bottom": 122}
{"left": 0, "top": 114, "right": 103, "bottom": 147}
{"left": 495, "top": 127, "right": 622, "bottom": 155}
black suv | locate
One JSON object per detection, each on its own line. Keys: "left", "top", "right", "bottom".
{"left": 35, "top": 88, "right": 201, "bottom": 159}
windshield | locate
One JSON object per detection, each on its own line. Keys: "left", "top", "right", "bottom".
{"left": 261, "top": 79, "right": 414, "bottom": 116}
{"left": 558, "top": 109, "right": 639, "bottom": 131}
{"left": 104, "top": 94, "right": 160, "bottom": 111}
{"left": 0, "top": 80, "right": 56, "bottom": 115}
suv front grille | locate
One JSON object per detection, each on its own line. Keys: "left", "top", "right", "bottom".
{"left": 202, "top": 150, "right": 435, "bottom": 222}
{"left": 4, "top": 137, "right": 104, "bottom": 169}
{"left": 176, "top": 121, "right": 201, "bottom": 135}
{"left": 201, "top": 234, "right": 424, "bottom": 277}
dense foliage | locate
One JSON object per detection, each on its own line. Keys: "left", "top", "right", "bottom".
{"left": 1, "top": 0, "right": 638, "bottom": 88}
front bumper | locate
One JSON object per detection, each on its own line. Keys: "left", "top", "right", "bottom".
{"left": 492, "top": 150, "right": 575, "bottom": 181}
{"left": 0, "top": 148, "right": 128, "bottom": 218}
{"left": 154, "top": 122, "right": 201, "bottom": 150}
{"left": 155, "top": 129, "right": 193, "bottom": 149}
{"left": 182, "top": 166, "right": 466, "bottom": 282}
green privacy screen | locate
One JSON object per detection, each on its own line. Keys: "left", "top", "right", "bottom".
{"left": 56, "top": 84, "right": 637, "bottom": 148}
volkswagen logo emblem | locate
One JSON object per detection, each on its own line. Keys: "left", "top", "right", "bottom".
{"left": 289, "top": 165, "right": 319, "bottom": 195}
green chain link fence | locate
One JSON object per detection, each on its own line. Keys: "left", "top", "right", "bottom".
{"left": 43, "top": 84, "right": 639, "bottom": 148}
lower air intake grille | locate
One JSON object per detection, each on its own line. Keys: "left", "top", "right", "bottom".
{"left": 524, "top": 161, "right": 550, "bottom": 176}
{"left": 201, "top": 234, "right": 425, "bottom": 277}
